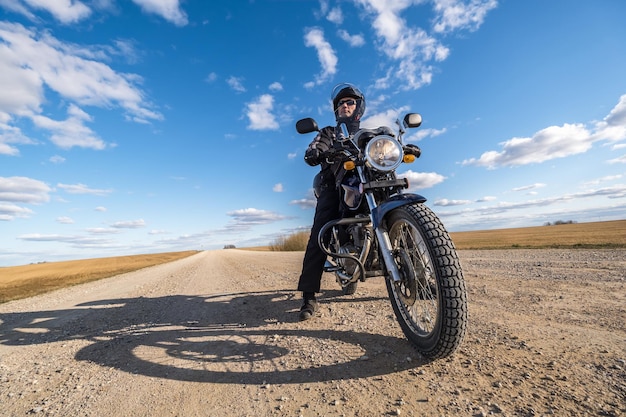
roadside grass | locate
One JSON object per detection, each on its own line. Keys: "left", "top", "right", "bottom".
{"left": 0, "top": 251, "right": 198, "bottom": 304}
{"left": 269, "top": 231, "right": 310, "bottom": 252}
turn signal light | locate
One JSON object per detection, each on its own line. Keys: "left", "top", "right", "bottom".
{"left": 403, "top": 154, "right": 416, "bottom": 163}
{"left": 343, "top": 161, "right": 356, "bottom": 170}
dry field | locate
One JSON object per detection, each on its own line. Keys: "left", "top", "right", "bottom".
{"left": 450, "top": 219, "right": 626, "bottom": 249}
{"left": 0, "top": 251, "right": 198, "bottom": 303}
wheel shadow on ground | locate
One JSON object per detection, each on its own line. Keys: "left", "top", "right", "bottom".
{"left": 0, "top": 290, "right": 426, "bottom": 384}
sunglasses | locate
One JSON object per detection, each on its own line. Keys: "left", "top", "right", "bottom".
{"left": 337, "top": 99, "right": 357, "bottom": 107}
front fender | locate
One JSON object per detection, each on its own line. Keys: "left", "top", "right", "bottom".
{"left": 371, "top": 193, "right": 426, "bottom": 228}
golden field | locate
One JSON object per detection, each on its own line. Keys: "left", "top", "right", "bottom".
{"left": 0, "top": 251, "right": 198, "bottom": 304}
{"left": 450, "top": 219, "right": 626, "bottom": 249}
{"left": 1, "top": 220, "right": 624, "bottom": 303}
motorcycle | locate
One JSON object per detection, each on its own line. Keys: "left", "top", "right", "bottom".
{"left": 296, "top": 113, "right": 468, "bottom": 359}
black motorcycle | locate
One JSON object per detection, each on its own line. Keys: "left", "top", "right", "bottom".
{"left": 296, "top": 114, "right": 468, "bottom": 359}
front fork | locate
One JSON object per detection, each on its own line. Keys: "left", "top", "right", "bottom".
{"left": 365, "top": 192, "right": 404, "bottom": 283}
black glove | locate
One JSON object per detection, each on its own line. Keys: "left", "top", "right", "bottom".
{"left": 321, "top": 148, "right": 338, "bottom": 161}
{"left": 403, "top": 144, "right": 421, "bottom": 158}
{"left": 304, "top": 148, "right": 322, "bottom": 166}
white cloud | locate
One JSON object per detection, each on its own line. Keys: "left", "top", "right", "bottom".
{"left": 338, "top": 29, "right": 365, "bottom": 47}
{"left": 110, "top": 219, "right": 146, "bottom": 229}
{"left": 17, "top": 233, "right": 114, "bottom": 247}
{"left": 0, "top": 21, "right": 162, "bottom": 153}
{"left": 434, "top": 198, "right": 472, "bottom": 206}
{"left": 56, "top": 216, "right": 74, "bottom": 224}
{"left": 2, "top": 0, "right": 92, "bottom": 24}
{"left": 0, "top": 176, "right": 50, "bottom": 204}
{"left": 269, "top": 82, "right": 283, "bottom": 91}
{"left": 582, "top": 175, "right": 623, "bottom": 186}
{"left": 31, "top": 104, "right": 106, "bottom": 149}
{"left": 57, "top": 183, "right": 113, "bottom": 196}
{"left": 246, "top": 94, "right": 279, "bottom": 130}
{"left": 463, "top": 123, "right": 593, "bottom": 169}
{"left": 399, "top": 170, "right": 446, "bottom": 190}
{"left": 304, "top": 27, "right": 337, "bottom": 86}
{"left": 354, "top": 0, "right": 496, "bottom": 90}
{"left": 438, "top": 184, "right": 626, "bottom": 230}
{"left": 290, "top": 197, "right": 316, "bottom": 209}
{"left": 512, "top": 183, "right": 547, "bottom": 192}
{"left": 0, "top": 122, "right": 35, "bottom": 155}
{"left": 273, "top": 183, "right": 284, "bottom": 192}
{"left": 464, "top": 94, "right": 626, "bottom": 169}
{"left": 361, "top": 106, "right": 409, "bottom": 129}
{"left": 131, "top": 0, "right": 188, "bottom": 26}
{"left": 227, "top": 208, "right": 289, "bottom": 227}
{"left": 326, "top": 6, "right": 343, "bottom": 24}
{"left": 0, "top": 203, "right": 34, "bottom": 221}
{"left": 227, "top": 76, "right": 246, "bottom": 93}
{"left": 432, "top": 0, "right": 498, "bottom": 34}
{"left": 593, "top": 94, "right": 626, "bottom": 143}
{"left": 355, "top": 0, "right": 449, "bottom": 89}
{"left": 87, "top": 227, "right": 120, "bottom": 234}
{"left": 609, "top": 154, "right": 626, "bottom": 164}
{"left": 205, "top": 72, "right": 218, "bottom": 83}
{"left": 406, "top": 127, "right": 447, "bottom": 142}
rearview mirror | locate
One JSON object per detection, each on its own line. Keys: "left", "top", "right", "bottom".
{"left": 296, "top": 118, "right": 319, "bottom": 134}
{"left": 403, "top": 113, "right": 422, "bottom": 129}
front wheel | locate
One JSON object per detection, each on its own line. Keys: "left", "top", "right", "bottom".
{"left": 384, "top": 203, "right": 467, "bottom": 359}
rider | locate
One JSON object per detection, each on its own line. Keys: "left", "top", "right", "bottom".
{"left": 296, "top": 83, "right": 366, "bottom": 321}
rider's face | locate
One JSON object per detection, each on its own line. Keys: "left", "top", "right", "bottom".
{"left": 337, "top": 97, "right": 357, "bottom": 118}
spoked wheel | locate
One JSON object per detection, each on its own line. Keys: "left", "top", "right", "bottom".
{"left": 385, "top": 203, "right": 467, "bottom": 359}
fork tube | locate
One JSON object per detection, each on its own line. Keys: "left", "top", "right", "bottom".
{"left": 363, "top": 184, "right": 402, "bottom": 283}
{"left": 375, "top": 228, "right": 402, "bottom": 282}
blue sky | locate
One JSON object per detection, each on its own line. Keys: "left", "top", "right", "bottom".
{"left": 1, "top": 0, "right": 625, "bottom": 266}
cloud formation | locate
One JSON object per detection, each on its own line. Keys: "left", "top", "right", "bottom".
{"left": 227, "top": 208, "right": 289, "bottom": 228}
{"left": 0, "top": 21, "right": 162, "bottom": 153}
{"left": 304, "top": 27, "right": 338, "bottom": 87}
{"left": 57, "top": 183, "right": 113, "bottom": 196}
{"left": 3, "top": 0, "right": 187, "bottom": 25}
{"left": 354, "top": 0, "right": 496, "bottom": 90}
{"left": 246, "top": 94, "right": 279, "bottom": 130}
{"left": 463, "top": 95, "right": 626, "bottom": 169}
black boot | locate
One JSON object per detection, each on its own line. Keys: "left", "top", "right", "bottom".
{"left": 299, "top": 292, "right": 318, "bottom": 321}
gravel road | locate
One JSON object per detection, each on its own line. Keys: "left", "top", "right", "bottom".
{"left": 0, "top": 249, "right": 624, "bottom": 416}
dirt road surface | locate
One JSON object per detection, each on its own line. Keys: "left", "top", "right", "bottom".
{"left": 1, "top": 249, "right": 624, "bottom": 416}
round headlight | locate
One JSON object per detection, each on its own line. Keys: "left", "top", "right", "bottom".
{"left": 365, "top": 135, "right": 403, "bottom": 171}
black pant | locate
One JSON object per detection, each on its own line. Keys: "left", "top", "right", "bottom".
{"left": 297, "top": 178, "right": 341, "bottom": 294}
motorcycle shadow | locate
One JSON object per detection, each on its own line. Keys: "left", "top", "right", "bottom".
{"left": 0, "top": 290, "right": 427, "bottom": 384}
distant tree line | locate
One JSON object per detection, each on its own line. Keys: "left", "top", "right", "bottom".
{"left": 543, "top": 220, "right": 578, "bottom": 226}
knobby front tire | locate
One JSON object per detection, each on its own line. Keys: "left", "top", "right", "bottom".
{"left": 385, "top": 203, "right": 468, "bottom": 359}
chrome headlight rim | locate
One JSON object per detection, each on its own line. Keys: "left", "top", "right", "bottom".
{"left": 365, "top": 135, "right": 403, "bottom": 172}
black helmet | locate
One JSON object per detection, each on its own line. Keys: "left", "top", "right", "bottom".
{"left": 331, "top": 83, "right": 365, "bottom": 126}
